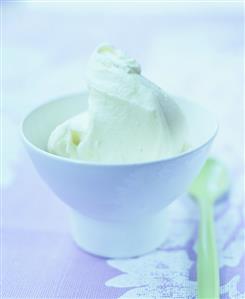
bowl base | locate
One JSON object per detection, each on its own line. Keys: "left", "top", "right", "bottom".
{"left": 70, "top": 209, "right": 169, "bottom": 258}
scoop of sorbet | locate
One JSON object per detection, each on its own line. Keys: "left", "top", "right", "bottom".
{"left": 48, "top": 43, "right": 188, "bottom": 163}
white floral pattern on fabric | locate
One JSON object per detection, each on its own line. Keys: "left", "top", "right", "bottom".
{"left": 107, "top": 250, "right": 197, "bottom": 299}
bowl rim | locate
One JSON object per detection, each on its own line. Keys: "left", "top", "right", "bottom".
{"left": 21, "top": 93, "right": 219, "bottom": 168}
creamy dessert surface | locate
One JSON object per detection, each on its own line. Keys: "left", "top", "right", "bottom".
{"left": 48, "top": 43, "right": 189, "bottom": 163}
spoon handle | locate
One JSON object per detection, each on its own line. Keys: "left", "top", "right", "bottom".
{"left": 198, "top": 200, "right": 220, "bottom": 299}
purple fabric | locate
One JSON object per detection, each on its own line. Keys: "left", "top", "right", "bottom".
{"left": 3, "top": 230, "right": 126, "bottom": 298}
{"left": 2, "top": 152, "right": 244, "bottom": 298}
{"left": 2, "top": 155, "right": 126, "bottom": 299}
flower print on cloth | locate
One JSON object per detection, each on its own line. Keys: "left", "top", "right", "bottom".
{"left": 105, "top": 177, "right": 245, "bottom": 299}
{"left": 107, "top": 250, "right": 196, "bottom": 299}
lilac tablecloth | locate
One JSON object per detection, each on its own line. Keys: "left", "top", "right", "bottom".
{"left": 2, "top": 2, "right": 244, "bottom": 298}
{"left": 2, "top": 153, "right": 245, "bottom": 298}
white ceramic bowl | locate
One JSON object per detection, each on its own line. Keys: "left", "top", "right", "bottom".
{"left": 21, "top": 93, "right": 217, "bottom": 258}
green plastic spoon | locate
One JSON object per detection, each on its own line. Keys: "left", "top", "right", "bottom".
{"left": 189, "top": 158, "right": 230, "bottom": 299}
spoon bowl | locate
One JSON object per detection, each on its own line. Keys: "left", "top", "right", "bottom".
{"left": 190, "top": 158, "right": 230, "bottom": 203}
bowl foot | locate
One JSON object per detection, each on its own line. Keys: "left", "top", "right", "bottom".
{"left": 70, "top": 209, "right": 169, "bottom": 258}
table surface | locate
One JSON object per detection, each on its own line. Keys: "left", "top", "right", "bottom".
{"left": 2, "top": 2, "right": 244, "bottom": 298}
